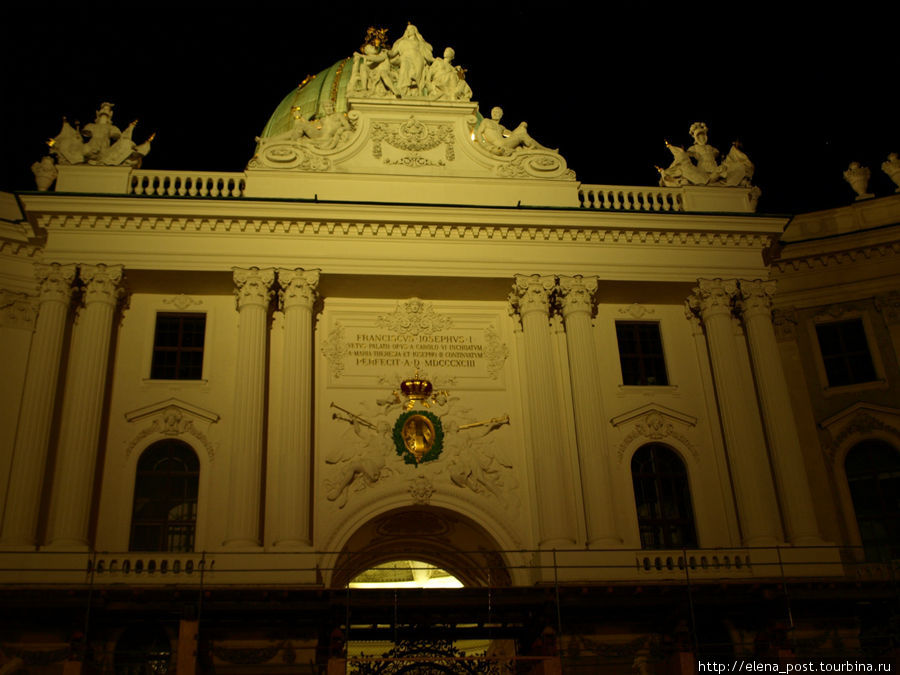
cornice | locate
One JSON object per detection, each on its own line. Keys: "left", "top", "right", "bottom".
{"left": 770, "top": 240, "right": 900, "bottom": 273}
{"left": 30, "top": 212, "right": 779, "bottom": 250}
{"left": 19, "top": 193, "right": 787, "bottom": 237}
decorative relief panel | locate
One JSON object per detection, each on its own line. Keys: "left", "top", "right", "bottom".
{"left": 0, "top": 290, "right": 37, "bottom": 330}
{"left": 162, "top": 294, "right": 204, "bottom": 310}
{"left": 371, "top": 116, "right": 454, "bottom": 168}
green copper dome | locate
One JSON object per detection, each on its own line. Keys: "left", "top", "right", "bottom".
{"left": 258, "top": 58, "right": 354, "bottom": 141}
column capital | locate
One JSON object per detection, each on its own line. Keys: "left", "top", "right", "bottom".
{"left": 80, "top": 264, "right": 124, "bottom": 305}
{"left": 277, "top": 268, "right": 320, "bottom": 310}
{"left": 738, "top": 279, "right": 777, "bottom": 317}
{"left": 687, "top": 278, "right": 738, "bottom": 319}
{"left": 233, "top": 267, "right": 275, "bottom": 310}
{"left": 558, "top": 275, "right": 598, "bottom": 318}
{"left": 35, "top": 263, "right": 77, "bottom": 303}
{"left": 510, "top": 274, "right": 556, "bottom": 316}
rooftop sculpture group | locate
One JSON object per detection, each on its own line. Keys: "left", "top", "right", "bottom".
{"left": 348, "top": 25, "right": 472, "bottom": 101}
{"left": 32, "top": 102, "right": 153, "bottom": 190}
{"left": 658, "top": 122, "right": 754, "bottom": 188}
{"left": 249, "top": 24, "right": 567, "bottom": 179}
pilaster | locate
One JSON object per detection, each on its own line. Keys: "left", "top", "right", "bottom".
{"left": 558, "top": 275, "right": 619, "bottom": 547}
{"left": 510, "top": 274, "right": 577, "bottom": 548}
{"left": 273, "top": 268, "right": 319, "bottom": 548}
{"left": 688, "top": 278, "right": 781, "bottom": 546}
{"left": 45, "top": 264, "right": 123, "bottom": 549}
{"left": 1, "top": 264, "right": 77, "bottom": 548}
{"left": 739, "top": 280, "right": 822, "bottom": 545}
{"left": 224, "top": 267, "right": 275, "bottom": 548}
{"left": 875, "top": 291, "right": 900, "bottom": 365}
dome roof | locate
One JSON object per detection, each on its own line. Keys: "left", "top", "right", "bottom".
{"left": 258, "top": 58, "right": 354, "bottom": 142}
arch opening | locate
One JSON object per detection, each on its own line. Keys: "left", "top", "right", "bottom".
{"left": 330, "top": 506, "right": 511, "bottom": 588}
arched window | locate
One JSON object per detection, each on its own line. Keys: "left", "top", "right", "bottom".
{"left": 115, "top": 623, "right": 171, "bottom": 675}
{"left": 632, "top": 443, "right": 697, "bottom": 549}
{"left": 130, "top": 440, "right": 199, "bottom": 552}
{"left": 845, "top": 440, "right": 900, "bottom": 562}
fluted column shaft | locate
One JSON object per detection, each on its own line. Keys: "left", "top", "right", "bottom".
{"left": 45, "top": 264, "right": 123, "bottom": 548}
{"left": 689, "top": 279, "right": 781, "bottom": 546}
{"left": 512, "top": 275, "right": 577, "bottom": 548}
{"left": 1, "top": 264, "right": 76, "bottom": 547}
{"left": 740, "top": 280, "right": 821, "bottom": 544}
{"left": 224, "top": 268, "right": 274, "bottom": 547}
{"left": 558, "top": 275, "right": 619, "bottom": 547}
{"left": 273, "top": 268, "right": 319, "bottom": 548}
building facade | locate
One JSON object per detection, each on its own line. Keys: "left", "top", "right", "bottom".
{"left": 2, "top": 26, "right": 899, "bottom": 674}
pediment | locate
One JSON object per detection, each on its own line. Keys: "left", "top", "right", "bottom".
{"left": 610, "top": 404, "right": 699, "bottom": 462}
{"left": 123, "top": 398, "right": 219, "bottom": 460}
{"left": 820, "top": 402, "right": 900, "bottom": 455}
{"left": 124, "top": 397, "right": 219, "bottom": 424}
{"left": 610, "top": 403, "right": 698, "bottom": 429}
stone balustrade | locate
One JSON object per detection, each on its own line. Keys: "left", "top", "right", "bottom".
{"left": 89, "top": 552, "right": 211, "bottom": 578}
{"left": 130, "top": 170, "right": 246, "bottom": 198}
{"left": 578, "top": 184, "right": 685, "bottom": 212}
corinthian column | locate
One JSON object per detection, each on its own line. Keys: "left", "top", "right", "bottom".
{"left": 273, "top": 268, "right": 319, "bottom": 548}
{"left": 1, "top": 264, "right": 76, "bottom": 548}
{"left": 224, "top": 267, "right": 274, "bottom": 548}
{"left": 739, "top": 280, "right": 822, "bottom": 545}
{"left": 687, "top": 279, "right": 781, "bottom": 546}
{"left": 511, "top": 275, "right": 577, "bottom": 548}
{"left": 558, "top": 275, "right": 619, "bottom": 547}
{"left": 45, "top": 264, "right": 123, "bottom": 549}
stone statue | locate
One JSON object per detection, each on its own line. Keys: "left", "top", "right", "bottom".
{"left": 424, "top": 47, "right": 472, "bottom": 101}
{"left": 31, "top": 156, "right": 58, "bottom": 191}
{"left": 882, "top": 152, "right": 900, "bottom": 192}
{"left": 349, "top": 26, "right": 400, "bottom": 98}
{"left": 657, "top": 122, "right": 754, "bottom": 188}
{"left": 720, "top": 141, "right": 755, "bottom": 187}
{"left": 687, "top": 122, "right": 721, "bottom": 176}
{"left": 476, "top": 107, "right": 549, "bottom": 156}
{"left": 658, "top": 141, "right": 709, "bottom": 187}
{"left": 47, "top": 102, "right": 153, "bottom": 167}
{"left": 388, "top": 23, "right": 434, "bottom": 97}
{"left": 286, "top": 102, "right": 354, "bottom": 150}
{"left": 843, "top": 161, "right": 874, "bottom": 200}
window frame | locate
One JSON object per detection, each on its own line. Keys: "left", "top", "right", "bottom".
{"left": 631, "top": 443, "right": 698, "bottom": 550}
{"left": 843, "top": 439, "right": 900, "bottom": 563}
{"left": 615, "top": 320, "right": 670, "bottom": 387}
{"left": 129, "top": 439, "right": 200, "bottom": 553}
{"left": 809, "top": 312, "right": 886, "bottom": 395}
{"left": 149, "top": 311, "right": 207, "bottom": 381}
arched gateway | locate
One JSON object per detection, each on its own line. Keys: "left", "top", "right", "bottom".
{"left": 328, "top": 506, "right": 512, "bottom": 588}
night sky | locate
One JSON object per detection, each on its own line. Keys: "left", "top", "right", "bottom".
{"left": 2, "top": 4, "right": 897, "bottom": 214}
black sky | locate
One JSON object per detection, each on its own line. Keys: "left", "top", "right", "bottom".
{"left": 2, "top": 4, "right": 897, "bottom": 214}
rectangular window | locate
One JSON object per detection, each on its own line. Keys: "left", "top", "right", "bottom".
{"left": 150, "top": 313, "right": 206, "bottom": 380}
{"left": 616, "top": 321, "right": 669, "bottom": 386}
{"left": 815, "top": 319, "right": 877, "bottom": 387}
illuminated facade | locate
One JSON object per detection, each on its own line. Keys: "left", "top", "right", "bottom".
{"left": 1, "top": 27, "right": 899, "bottom": 674}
